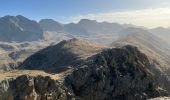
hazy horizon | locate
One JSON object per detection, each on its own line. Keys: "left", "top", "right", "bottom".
{"left": 1, "top": 0, "right": 170, "bottom": 28}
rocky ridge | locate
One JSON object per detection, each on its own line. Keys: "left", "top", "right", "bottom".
{"left": 0, "top": 45, "right": 170, "bottom": 100}
{"left": 65, "top": 45, "right": 170, "bottom": 100}
{"left": 19, "top": 38, "right": 107, "bottom": 73}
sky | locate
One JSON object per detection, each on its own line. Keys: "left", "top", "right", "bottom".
{"left": 1, "top": 0, "right": 170, "bottom": 28}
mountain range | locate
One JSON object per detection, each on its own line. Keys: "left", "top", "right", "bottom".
{"left": 0, "top": 15, "right": 169, "bottom": 100}
{"left": 0, "top": 15, "right": 169, "bottom": 45}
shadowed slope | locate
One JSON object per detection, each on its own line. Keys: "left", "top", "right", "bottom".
{"left": 19, "top": 38, "right": 107, "bottom": 72}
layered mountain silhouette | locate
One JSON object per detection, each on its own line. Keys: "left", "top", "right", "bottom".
{"left": 0, "top": 15, "right": 169, "bottom": 45}
{"left": 39, "top": 19, "right": 132, "bottom": 44}
{"left": 39, "top": 19, "right": 126, "bottom": 35}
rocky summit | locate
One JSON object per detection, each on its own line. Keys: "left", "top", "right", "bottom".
{"left": 65, "top": 45, "right": 170, "bottom": 100}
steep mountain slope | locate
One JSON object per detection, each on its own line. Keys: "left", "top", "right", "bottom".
{"left": 149, "top": 27, "right": 170, "bottom": 44}
{"left": 0, "top": 15, "right": 43, "bottom": 42}
{"left": 65, "top": 45, "right": 170, "bottom": 100}
{"left": 19, "top": 38, "right": 107, "bottom": 72}
{"left": 112, "top": 28, "right": 170, "bottom": 71}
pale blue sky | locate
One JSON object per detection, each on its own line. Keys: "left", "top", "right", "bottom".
{"left": 0, "top": 0, "right": 170, "bottom": 27}
{"left": 0, "top": 0, "right": 169, "bottom": 20}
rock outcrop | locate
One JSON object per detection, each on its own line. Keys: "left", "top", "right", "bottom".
{"left": 0, "top": 75, "right": 74, "bottom": 100}
{"left": 111, "top": 27, "right": 170, "bottom": 80}
{"left": 0, "top": 45, "right": 170, "bottom": 100}
{"left": 65, "top": 45, "right": 170, "bottom": 100}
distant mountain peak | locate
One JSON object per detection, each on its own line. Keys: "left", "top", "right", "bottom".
{"left": 39, "top": 19, "right": 61, "bottom": 24}
{"left": 78, "top": 19, "right": 97, "bottom": 24}
{"left": 16, "top": 15, "right": 27, "bottom": 18}
{"left": 1, "top": 15, "right": 29, "bottom": 20}
{"left": 39, "top": 19, "right": 63, "bottom": 32}
{"left": 0, "top": 15, "right": 43, "bottom": 42}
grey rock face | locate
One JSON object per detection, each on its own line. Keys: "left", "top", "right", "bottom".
{"left": 112, "top": 27, "right": 170, "bottom": 79}
{"left": 65, "top": 45, "right": 170, "bottom": 100}
{"left": 0, "top": 75, "right": 74, "bottom": 100}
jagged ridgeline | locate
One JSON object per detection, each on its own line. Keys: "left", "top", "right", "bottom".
{"left": 19, "top": 38, "right": 107, "bottom": 72}
{"left": 0, "top": 45, "right": 170, "bottom": 100}
{"left": 65, "top": 45, "right": 170, "bottom": 100}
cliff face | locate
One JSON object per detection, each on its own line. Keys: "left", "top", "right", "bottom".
{"left": 0, "top": 75, "right": 74, "bottom": 100}
{"left": 65, "top": 45, "right": 170, "bottom": 100}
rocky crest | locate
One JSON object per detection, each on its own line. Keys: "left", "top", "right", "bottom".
{"left": 19, "top": 38, "right": 106, "bottom": 73}
{"left": 0, "top": 45, "right": 170, "bottom": 100}
{"left": 65, "top": 45, "right": 170, "bottom": 100}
